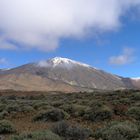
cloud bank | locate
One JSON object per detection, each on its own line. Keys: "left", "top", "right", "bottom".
{"left": 0, "top": 0, "right": 140, "bottom": 51}
{"left": 109, "top": 48, "right": 135, "bottom": 65}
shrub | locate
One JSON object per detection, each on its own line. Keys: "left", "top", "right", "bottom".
{"left": 19, "top": 105, "right": 34, "bottom": 113}
{"left": 94, "top": 121, "right": 139, "bottom": 140}
{"left": 0, "top": 120, "right": 16, "bottom": 134}
{"left": 0, "top": 111, "right": 8, "bottom": 119}
{"left": 89, "top": 101, "right": 104, "bottom": 108}
{"left": 60, "top": 104, "right": 73, "bottom": 114}
{"left": 32, "top": 101, "right": 49, "bottom": 110}
{"left": 119, "top": 98, "right": 131, "bottom": 105}
{"left": 52, "top": 121, "right": 69, "bottom": 137}
{"left": 0, "top": 104, "right": 6, "bottom": 112}
{"left": 52, "top": 121, "right": 92, "bottom": 140}
{"left": 66, "top": 125, "right": 92, "bottom": 140}
{"left": 6, "top": 104, "right": 20, "bottom": 113}
{"left": 127, "top": 107, "right": 140, "bottom": 120}
{"left": 71, "top": 104, "right": 89, "bottom": 117}
{"left": 5, "top": 104, "right": 34, "bottom": 114}
{"left": 51, "top": 101, "right": 64, "bottom": 107}
{"left": 84, "top": 104, "right": 112, "bottom": 122}
{"left": 131, "top": 92, "right": 140, "bottom": 101}
{"left": 132, "top": 138, "right": 140, "bottom": 140}
{"left": 11, "top": 130, "right": 61, "bottom": 140}
{"left": 61, "top": 104, "right": 88, "bottom": 117}
{"left": 33, "top": 109, "right": 69, "bottom": 122}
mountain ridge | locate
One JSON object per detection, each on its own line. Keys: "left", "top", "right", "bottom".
{"left": 0, "top": 57, "right": 139, "bottom": 92}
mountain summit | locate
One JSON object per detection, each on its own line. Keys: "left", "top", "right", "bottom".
{"left": 0, "top": 57, "right": 139, "bottom": 92}
{"left": 37, "top": 57, "right": 91, "bottom": 68}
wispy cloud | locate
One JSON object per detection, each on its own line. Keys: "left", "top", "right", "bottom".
{"left": 109, "top": 48, "right": 135, "bottom": 66}
{"left": 0, "top": 0, "right": 140, "bottom": 51}
{"left": 0, "top": 58, "right": 8, "bottom": 65}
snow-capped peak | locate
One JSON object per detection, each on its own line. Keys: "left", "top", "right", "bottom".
{"left": 51, "top": 57, "right": 75, "bottom": 65}
{"left": 50, "top": 57, "right": 90, "bottom": 67}
{"left": 37, "top": 57, "right": 91, "bottom": 68}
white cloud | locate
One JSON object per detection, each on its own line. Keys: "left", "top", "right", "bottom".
{"left": 0, "top": 58, "right": 8, "bottom": 65}
{"left": 0, "top": 0, "right": 140, "bottom": 51}
{"left": 37, "top": 60, "right": 50, "bottom": 67}
{"left": 109, "top": 48, "right": 135, "bottom": 65}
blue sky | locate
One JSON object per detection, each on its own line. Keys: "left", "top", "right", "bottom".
{"left": 0, "top": 0, "right": 140, "bottom": 78}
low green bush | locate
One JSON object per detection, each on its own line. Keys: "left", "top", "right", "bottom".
{"left": 61, "top": 104, "right": 88, "bottom": 117}
{"left": 52, "top": 120, "right": 69, "bottom": 137}
{"left": 0, "top": 111, "right": 8, "bottom": 119}
{"left": 94, "top": 121, "right": 139, "bottom": 140}
{"left": 84, "top": 104, "right": 113, "bottom": 122}
{"left": 19, "top": 105, "right": 34, "bottom": 113}
{"left": 11, "top": 130, "right": 61, "bottom": 140}
{"left": 51, "top": 101, "right": 64, "bottom": 107}
{"left": 0, "top": 120, "right": 16, "bottom": 134}
{"left": 131, "top": 92, "right": 140, "bottom": 101}
{"left": 89, "top": 101, "right": 104, "bottom": 108}
{"left": 32, "top": 101, "right": 49, "bottom": 110}
{"left": 119, "top": 98, "right": 131, "bottom": 105}
{"left": 33, "top": 108, "right": 69, "bottom": 122}
{"left": 0, "top": 104, "right": 6, "bottom": 112}
{"left": 52, "top": 121, "right": 92, "bottom": 140}
{"left": 6, "top": 104, "right": 20, "bottom": 113}
{"left": 5, "top": 103, "right": 34, "bottom": 114}
{"left": 127, "top": 107, "right": 140, "bottom": 120}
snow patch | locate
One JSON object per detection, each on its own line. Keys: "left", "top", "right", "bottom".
{"left": 37, "top": 57, "right": 91, "bottom": 68}
{"left": 50, "top": 57, "right": 90, "bottom": 67}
